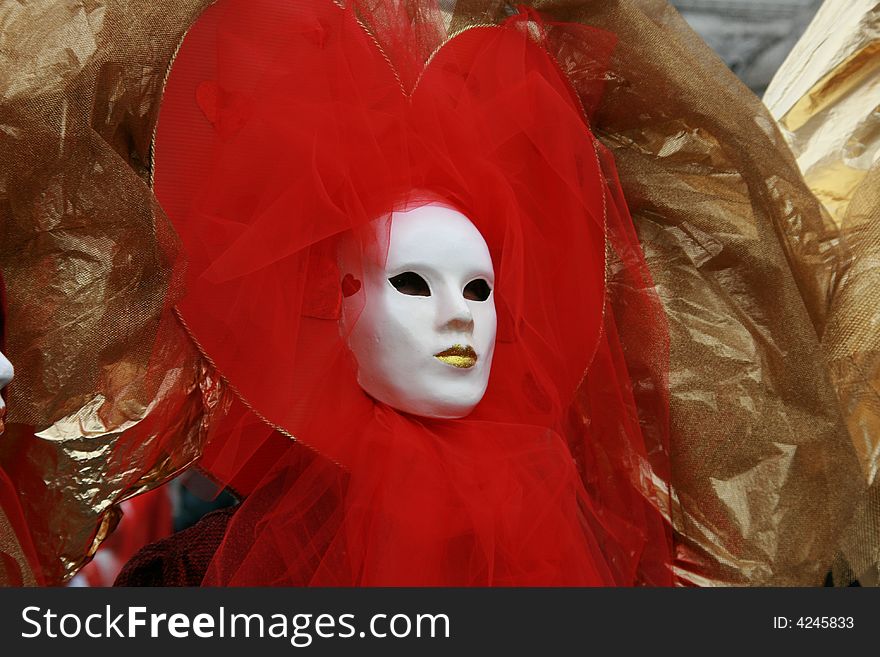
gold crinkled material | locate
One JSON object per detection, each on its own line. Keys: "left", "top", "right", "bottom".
{"left": 0, "top": 0, "right": 863, "bottom": 585}
{"left": 765, "top": 0, "right": 880, "bottom": 585}
{"left": 0, "top": 0, "right": 224, "bottom": 584}
{"left": 827, "top": 163, "right": 880, "bottom": 585}
{"left": 764, "top": 0, "right": 880, "bottom": 228}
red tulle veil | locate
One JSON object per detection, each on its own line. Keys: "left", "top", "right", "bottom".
{"left": 153, "top": 0, "right": 673, "bottom": 585}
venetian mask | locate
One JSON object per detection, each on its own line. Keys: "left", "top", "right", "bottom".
{"left": 341, "top": 202, "right": 497, "bottom": 419}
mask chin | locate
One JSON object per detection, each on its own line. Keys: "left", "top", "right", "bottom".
{"left": 357, "top": 368, "right": 487, "bottom": 419}
{"left": 340, "top": 201, "right": 497, "bottom": 419}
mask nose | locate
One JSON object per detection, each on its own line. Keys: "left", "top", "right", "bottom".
{"left": 436, "top": 285, "right": 474, "bottom": 334}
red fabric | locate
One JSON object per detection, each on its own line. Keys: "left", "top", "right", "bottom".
{"left": 0, "top": 272, "right": 43, "bottom": 587}
{"left": 0, "top": 466, "right": 43, "bottom": 586}
{"left": 78, "top": 486, "right": 173, "bottom": 587}
{"left": 154, "top": 0, "right": 673, "bottom": 586}
{"left": 114, "top": 507, "right": 235, "bottom": 587}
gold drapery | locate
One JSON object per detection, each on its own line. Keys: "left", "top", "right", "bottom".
{"left": 0, "top": 0, "right": 861, "bottom": 584}
{"left": 765, "top": 0, "right": 880, "bottom": 585}
{"left": 0, "top": 0, "right": 226, "bottom": 583}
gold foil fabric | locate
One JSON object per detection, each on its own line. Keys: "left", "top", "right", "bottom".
{"left": 765, "top": 0, "right": 880, "bottom": 585}
{"left": 764, "top": 0, "right": 880, "bottom": 227}
{"left": 0, "top": 508, "right": 37, "bottom": 586}
{"left": 0, "top": 0, "right": 224, "bottom": 584}
{"left": 501, "top": 0, "right": 858, "bottom": 585}
{"left": 0, "top": 0, "right": 862, "bottom": 585}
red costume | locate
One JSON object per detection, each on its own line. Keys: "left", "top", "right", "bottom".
{"left": 119, "top": 0, "right": 673, "bottom": 586}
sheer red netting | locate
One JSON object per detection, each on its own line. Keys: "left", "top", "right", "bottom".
{"left": 153, "top": 0, "right": 673, "bottom": 586}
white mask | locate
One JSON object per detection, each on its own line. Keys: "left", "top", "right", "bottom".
{"left": 0, "top": 349, "right": 12, "bottom": 434}
{"left": 341, "top": 203, "right": 496, "bottom": 419}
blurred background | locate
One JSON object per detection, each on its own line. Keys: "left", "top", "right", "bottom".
{"left": 671, "top": 0, "right": 822, "bottom": 95}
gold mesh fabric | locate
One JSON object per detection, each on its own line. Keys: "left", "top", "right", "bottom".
{"left": 0, "top": 0, "right": 226, "bottom": 584}
{"left": 0, "top": 508, "right": 37, "bottom": 586}
{"left": 513, "top": 0, "right": 858, "bottom": 586}
{"left": 821, "top": 160, "right": 880, "bottom": 584}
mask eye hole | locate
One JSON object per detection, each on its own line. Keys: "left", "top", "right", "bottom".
{"left": 463, "top": 279, "right": 491, "bottom": 301}
{"left": 389, "top": 271, "right": 431, "bottom": 296}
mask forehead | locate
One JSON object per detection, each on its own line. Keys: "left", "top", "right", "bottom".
{"left": 385, "top": 204, "right": 494, "bottom": 279}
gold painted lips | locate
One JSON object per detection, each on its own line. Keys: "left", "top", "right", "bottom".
{"left": 434, "top": 344, "right": 477, "bottom": 369}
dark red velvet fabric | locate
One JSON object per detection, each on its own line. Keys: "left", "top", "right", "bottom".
{"left": 115, "top": 507, "right": 236, "bottom": 587}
